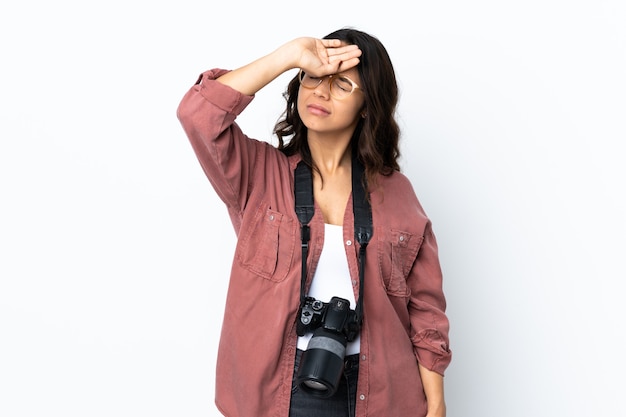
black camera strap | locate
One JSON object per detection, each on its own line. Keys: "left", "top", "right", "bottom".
{"left": 351, "top": 153, "right": 373, "bottom": 324}
{"left": 294, "top": 153, "right": 373, "bottom": 325}
{"left": 294, "top": 161, "right": 315, "bottom": 307}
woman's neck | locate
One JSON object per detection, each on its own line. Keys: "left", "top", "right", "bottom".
{"left": 307, "top": 133, "right": 352, "bottom": 177}
{"left": 308, "top": 139, "right": 353, "bottom": 225}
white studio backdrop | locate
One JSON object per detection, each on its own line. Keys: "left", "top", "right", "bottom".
{"left": 1, "top": 1, "right": 625, "bottom": 416}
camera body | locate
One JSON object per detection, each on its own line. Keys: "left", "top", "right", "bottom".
{"left": 296, "top": 296, "right": 359, "bottom": 342}
{"left": 295, "top": 296, "right": 361, "bottom": 397}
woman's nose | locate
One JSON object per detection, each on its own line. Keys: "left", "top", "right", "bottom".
{"left": 313, "top": 77, "right": 331, "bottom": 98}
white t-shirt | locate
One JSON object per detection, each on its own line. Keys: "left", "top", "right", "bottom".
{"left": 296, "top": 223, "right": 361, "bottom": 355}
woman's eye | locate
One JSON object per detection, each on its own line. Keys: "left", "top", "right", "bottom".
{"left": 335, "top": 78, "right": 352, "bottom": 91}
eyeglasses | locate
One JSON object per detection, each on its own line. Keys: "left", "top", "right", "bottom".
{"left": 298, "top": 69, "right": 362, "bottom": 100}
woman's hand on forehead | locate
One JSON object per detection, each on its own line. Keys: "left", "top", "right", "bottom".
{"left": 294, "top": 37, "right": 362, "bottom": 77}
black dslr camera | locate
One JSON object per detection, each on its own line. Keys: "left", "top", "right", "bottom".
{"left": 295, "top": 296, "right": 360, "bottom": 397}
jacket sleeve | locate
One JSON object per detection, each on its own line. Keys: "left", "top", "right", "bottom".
{"left": 408, "top": 221, "right": 452, "bottom": 376}
{"left": 176, "top": 68, "right": 263, "bottom": 232}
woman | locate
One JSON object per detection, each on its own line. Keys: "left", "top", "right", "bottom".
{"left": 177, "top": 28, "right": 452, "bottom": 417}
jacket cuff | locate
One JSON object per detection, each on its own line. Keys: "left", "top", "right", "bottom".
{"left": 412, "top": 328, "right": 452, "bottom": 376}
{"left": 195, "top": 68, "right": 254, "bottom": 115}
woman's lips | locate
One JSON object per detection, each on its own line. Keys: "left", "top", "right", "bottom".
{"left": 307, "top": 104, "right": 330, "bottom": 116}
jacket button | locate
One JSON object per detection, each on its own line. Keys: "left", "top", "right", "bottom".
{"left": 359, "top": 394, "right": 365, "bottom": 401}
{"left": 346, "top": 240, "right": 352, "bottom": 246}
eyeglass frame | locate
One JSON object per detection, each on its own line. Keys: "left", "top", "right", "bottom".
{"left": 297, "top": 69, "right": 362, "bottom": 100}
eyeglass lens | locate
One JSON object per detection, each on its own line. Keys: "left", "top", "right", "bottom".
{"left": 299, "top": 72, "right": 356, "bottom": 99}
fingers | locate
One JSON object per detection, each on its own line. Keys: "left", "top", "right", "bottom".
{"left": 335, "top": 57, "right": 361, "bottom": 73}
{"left": 328, "top": 45, "right": 361, "bottom": 72}
{"left": 323, "top": 43, "right": 361, "bottom": 73}
{"left": 320, "top": 38, "right": 343, "bottom": 48}
{"left": 299, "top": 38, "right": 362, "bottom": 75}
{"left": 327, "top": 44, "right": 361, "bottom": 59}
{"left": 320, "top": 39, "right": 361, "bottom": 60}
{"left": 328, "top": 45, "right": 361, "bottom": 62}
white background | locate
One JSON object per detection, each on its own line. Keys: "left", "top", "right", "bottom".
{"left": 1, "top": 1, "right": 625, "bottom": 416}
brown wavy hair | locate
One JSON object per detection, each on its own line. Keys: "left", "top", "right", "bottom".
{"left": 274, "top": 28, "right": 401, "bottom": 190}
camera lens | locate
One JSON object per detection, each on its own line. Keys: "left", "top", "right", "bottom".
{"left": 295, "top": 328, "right": 347, "bottom": 398}
{"left": 303, "top": 380, "right": 328, "bottom": 390}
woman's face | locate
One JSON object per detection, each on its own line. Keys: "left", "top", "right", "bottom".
{"left": 296, "top": 67, "right": 365, "bottom": 138}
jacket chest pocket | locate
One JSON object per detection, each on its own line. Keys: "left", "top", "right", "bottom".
{"left": 236, "top": 205, "right": 296, "bottom": 282}
{"left": 377, "top": 228, "right": 423, "bottom": 296}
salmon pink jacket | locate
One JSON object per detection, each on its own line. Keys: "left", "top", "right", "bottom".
{"left": 177, "top": 68, "right": 452, "bottom": 417}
